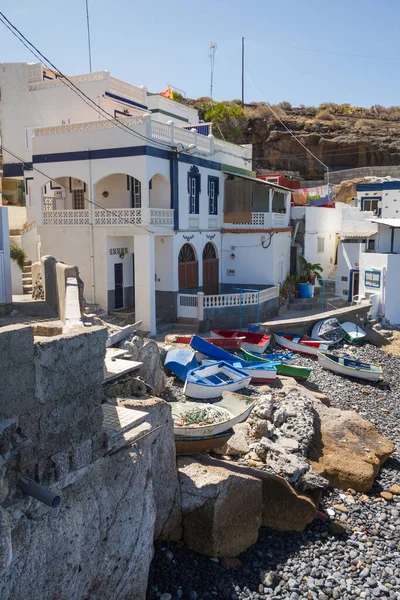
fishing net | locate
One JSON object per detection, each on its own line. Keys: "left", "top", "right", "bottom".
{"left": 174, "top": 405, "right": 231, "bottom": 427}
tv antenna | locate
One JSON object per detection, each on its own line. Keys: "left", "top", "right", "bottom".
{"left": 209, "top": 42, "right": 217, "bottom": 99}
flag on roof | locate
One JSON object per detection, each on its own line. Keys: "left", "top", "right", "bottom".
{"left": 160, "top": 87, "right": 174, "bottom": 99}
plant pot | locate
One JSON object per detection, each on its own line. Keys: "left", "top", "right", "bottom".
{"left": 298, "top": 283, "right": 313, "bottom": 299}
{"left": 309, "top": 275, "right": 316, "bottom": 286}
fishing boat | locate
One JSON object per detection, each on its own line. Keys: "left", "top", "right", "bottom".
{"left": 184, "top": 361, "right": 251, "bottom": 399}
{"left": 175, "top": 429, "right": 234, "bottom": 455}
{"left": 274, "top": 332, "right": 330, "bottom": 357}
{"left": 263, "top": 351, "right": 296, "bottom": 364}
{"left": 240, "top": 348, "right": 311, "bottom": 380}
{"left": 312, "top": 318, "right": 344, "bottom": 344}
{"left": 202, "top": 358, "right": 277, "bottom": 384}
{"left": 165, "top": 333, "right": 244, "bottom": 350}
{"left": 164, "top": 349, "right": 198, "bottom": 382}
{"left": 190, "top": 335, "right": 235, "bottom": 361}
{"left": 318, "top": 351, "right": 382, "bottom": 381}
{"left": 171, "top": 391, "right": 256, "bottom": 437}
{"left": 341, "top": 322, "right": 367, "bottom": 345}
{"left": 211, "top": 330, "right": 271, "bottom": 354}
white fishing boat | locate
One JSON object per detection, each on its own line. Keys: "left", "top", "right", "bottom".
{"left": 171, "top": 391, "right": 256, "bottom": 438}
{"left": 311, "top": 318, "right": 344, "bottom": 344}
{"left": 184, "top": 361, "right": 251, "bottom": 399}
{"left": 318, "top": 351, "right": 382, "bottom": 381}
{"left": 341, "top": 322, "right": 367, "bottom": 344}
{"left": 274, "top": 331, "right": 330, "bottom": 356}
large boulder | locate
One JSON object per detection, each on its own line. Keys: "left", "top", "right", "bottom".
{"left": 137, "top": 340, "right": 166, "bottom": 395}
{"left": 213, "top": 422, "right": 251, "bottom": 456}
{"left": 178, "top": 456, "right": 262, "bottom": 557}
{"left": 309, "top": 402, "right": 394, "bottom": 492}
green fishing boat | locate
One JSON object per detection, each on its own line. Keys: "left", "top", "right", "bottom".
{"left": 240, "top": 348, "right": 312, "bottom": 380}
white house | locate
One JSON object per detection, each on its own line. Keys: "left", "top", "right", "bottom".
{"left": 0, "top": 206, "right": 12, "bottom": 313}
{"left": 336, "top": 180, "right": 400, "bottom": 325}
{"left": 290, "top": 204, "right": 342, "bottom": 283}
{"left": 0, "top": 63, "right": 291, "bottom": 333}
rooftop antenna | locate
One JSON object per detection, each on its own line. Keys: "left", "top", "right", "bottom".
{"left": 85, "top": 0, "right": 92, "bottom": 73}
{"left": 209, "top": 42, "right": 217, "bottom": 99}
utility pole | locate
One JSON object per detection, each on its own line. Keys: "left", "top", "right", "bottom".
{"left": 85, "top": 0, "right": 93, "bottom": 73}
{"left": 209, "top": 42, "right": 217, "bottom": 99}
{"left": 241, "top": 36, "right": 245, "bottom": 108}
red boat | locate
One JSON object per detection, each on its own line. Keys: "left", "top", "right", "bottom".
{"left": 211, "top": 330, "right": 271, "bottom": 354}
{"left": 165, "top": 334, "right": 244, "bottom": 350}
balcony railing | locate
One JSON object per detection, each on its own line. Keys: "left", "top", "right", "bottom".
{"left": 223, "top": 212, "right": 289, "bottom": 229}
{"left": 42, "top": 207, "right": 174, "bottom": 226}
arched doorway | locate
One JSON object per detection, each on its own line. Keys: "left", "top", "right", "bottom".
{"left": 202, "top": 242, "right": 219, "bottom": 295}
{"left": 178, "top": 243, "right": 198, "bottom": 290}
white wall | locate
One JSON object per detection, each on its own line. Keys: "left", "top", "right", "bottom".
{"left": 336, "top": 242, "right": 363, "bottom": 299}
{"left": 384, "top": 254, "right": 400, "bottom": 324}
{"left": 11, "top": 260, "right": 23, "bottom": 295}
{"left": 150, "top": 174, "right": 170, "bottom": 209}
{"left": 221, "top": 231, "right": 289, "bottom": 286}
{"left": 155, "top": 236, "right": 174, "bottom": 291}
{"left": 96, "top": 174, "right": 131, "bottom": 209}
{"left": 106, "top": 236, "right": 134, "bottom": 298}
{"left": 7, "top": 206, "right": 27, "bottom": 230}
{"left": 178, "top": 163, "right": 223, "bottom": 231}
{"left": 375, "top": 225, "right": 400, "bottom": 253}
{"left": 0, "top": 207, "right": 12, "bottom": 305}
{"left": 147, "top": 95, "right": 199, "bottom": 125}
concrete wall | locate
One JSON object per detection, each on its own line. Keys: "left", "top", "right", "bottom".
{"left": 0, "top": 325, "right": 181, "bottom": 599}
{"left": 201, "top": 296, "right": 279, "bottom": 332}
{"left": 302, "top": 205, "right": 342, "bottom": 281}
{"left": 0, "top": 207, "right": 12, "bottom": 307}
{"left": 10, "top": 260, "right": 23, "bottom": 295}
{"left": 7, "top": 206, "right": 27, "bottom": 231}
{"left": 336, "top": 242, "right": 364, "bottom": 299}
{"left": 326, "top": 166, "right": 400, "bottom": 184}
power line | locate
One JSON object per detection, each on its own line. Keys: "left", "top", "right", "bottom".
{"left": 0, "top": 11, "right": 173, "bottom": 151}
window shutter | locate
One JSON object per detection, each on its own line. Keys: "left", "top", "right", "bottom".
{"left": 195, "top": 173, "right": 200, "bottom": 213}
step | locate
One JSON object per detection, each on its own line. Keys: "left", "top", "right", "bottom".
{"left": 289, "top": 295, "right": 340, "bottom": 306}
{"left": 23, "top": 260, "right": 32, "bottom": 267}
{"left": 22, "top": 266, "right": 32, "bottom": 274}
{"left": 288, "top": 298, "right": 347, "bottom": 312}
{"left": 22, "top": 276, "right": 32, "bottom": 283}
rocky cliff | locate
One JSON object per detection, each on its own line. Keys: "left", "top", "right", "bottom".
{"left": 190, "top": 100, "right": 400, "bottom": 180}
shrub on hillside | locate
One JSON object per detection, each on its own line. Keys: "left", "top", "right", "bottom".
{"left": 278, "top": 101, "right": 292, "bottom": 110}
{"left": 316, "top": 109, "right": 335, "bottom": 121}
{"left": 10, "top": 243, "right": 27, "bottom": 270}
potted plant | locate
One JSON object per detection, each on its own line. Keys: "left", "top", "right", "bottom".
{"left": 298, "top": 257, "right": 323, "bottom": 298}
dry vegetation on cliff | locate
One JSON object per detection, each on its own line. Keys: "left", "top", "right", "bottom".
{"left": 185, "top": 97, "right": 400, "bottom": 180}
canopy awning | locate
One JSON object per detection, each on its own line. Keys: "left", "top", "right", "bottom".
{"left": 339, "top": 230, "right": 377, "bottom": 239}
{"left": 221, "top": 168, "right": 291, "bottom": 191}
{"left": 370, "top": 218, "right": 400, "bottom": 228}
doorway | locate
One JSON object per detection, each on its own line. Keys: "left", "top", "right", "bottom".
{"left": 349, "top": 269, "right": 359, "bottom": 301}
{"left": 202, "top": 242, "right": 219, "bottom": 295}
{"left": 178, "top": 243, "right": 199, "bottom": 290}
{"left": 114, "top": 263, "right": 124, "bottom": 309}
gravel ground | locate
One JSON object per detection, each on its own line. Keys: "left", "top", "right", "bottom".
{"left": 147, "top": 341, "right": 400, "bottom": 600}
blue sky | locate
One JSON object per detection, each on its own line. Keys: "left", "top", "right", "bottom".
{"left": 1, "top": 0, "right": 400, "bottom": 107}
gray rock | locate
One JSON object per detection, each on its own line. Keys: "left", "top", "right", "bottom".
{"left": 253, "top": 396, "right": 274, "bottom": 420}
{"left": 137, "top": 340, "right": 166, "bottom": 394}
{"left": 123, "top": 335, "right": 144, "bottom": 360}
{"left": 250, "top": 437, "right": 309, "bottom": 483}
{"left": 251, "top": 419, "right": 270, "bottom": 439}
{"left": 214, "top": 423, "right": 250, "bottom": 456}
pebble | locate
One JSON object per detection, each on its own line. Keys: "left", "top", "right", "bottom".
{"left": 147, "top": 340, "right": 399, "bottom": 600}
{"left": 333, "top": 504, "right": 349, "bottom": 513}
{"left": 381, "top": 491, "right": 393, "bottom": 501}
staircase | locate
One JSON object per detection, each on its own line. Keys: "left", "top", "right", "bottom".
{"left": 288, "top": 281, "right": 348, "bottom": 312}
{"left": 22, "top": 260, "right": 33, "bottom": 295}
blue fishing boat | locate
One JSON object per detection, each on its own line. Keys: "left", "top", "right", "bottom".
{"left": 190, "top": 335, "right": 235, "bottom": 361}
{"left": 202, "top": 358, "right": 278, "bottom": 383}
{"left": 164, "top": 349, "right": 198, "bottom": 382}
{"left": 184, "top": 361, "right": 251, "bottom": 399}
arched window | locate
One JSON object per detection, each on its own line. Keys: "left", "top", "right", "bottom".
{"left": 178, "top": 244, "right": 198, "bottom": 290}
{"left": 202, "top": 242, "right": 217, "bottom": 260}
{"left": 179, "top": 243, "right": 196, "bottom": 263}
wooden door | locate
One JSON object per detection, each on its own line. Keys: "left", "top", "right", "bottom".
{"left": 202, "top": 242, "right": 219, "bottom": 295}
{"left": 353, "top": 271, "right": 359, "bottom": 297}
{"left": 178, "top": 244, "right": 199, "bottom": 290}
{"left": 114, "top": 263, "right": 124, "bottom": 309}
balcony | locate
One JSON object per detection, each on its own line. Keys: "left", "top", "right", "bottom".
{"left": 223, "top": 212, "right": 289, "bottom": 230}
{"left": 42, "top": 207, "right": 174, "bottom": 227}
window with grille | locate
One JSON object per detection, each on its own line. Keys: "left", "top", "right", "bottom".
{"left": 362, "top": 198, "right": 380, "bottom": 214}
{"left": 133, "top": 178, "right": 141, "bottom": 208}
{"left": 208, "top": 176, "right": 219, "bottom": 215}
{"left": 73, "top": 190, "right": 85, "bottom": 210}
{"left": 188, "top": 166, "right": 200, "bottom": 214}
{"left": 317, "top": 237, "right": 325, "bottom": 253}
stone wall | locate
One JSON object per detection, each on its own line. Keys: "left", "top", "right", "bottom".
{"left": 326, "top": 165, "right": 400, "bottom": 185}
{"left": 0, "top": 324, "right": 181, "bottom": 599}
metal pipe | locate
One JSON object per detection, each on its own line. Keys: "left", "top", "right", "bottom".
{"left": 18, "top": 476, "right": 61, "bottom": 508}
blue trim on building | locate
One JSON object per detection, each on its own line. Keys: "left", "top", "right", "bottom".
{"left": 104, "top": 91, "right": 148, "bottom": 111}
{"left": 357, "top": 181, "right": 400, "bottom": 191}
{"left": 32, "top": 145, "right": 222, "bottom": 171}
{"left": 3, "top": 162, "right": 33, "bottom": 177}
{"left": 170, "top": 157, "right": 179, "bottom": 230}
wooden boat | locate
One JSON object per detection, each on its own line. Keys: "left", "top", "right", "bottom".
{"left": 263, "top": 351, "right": 296, "bottom": 364}
{"left": 318, "top": 351, "right": 382, "bottom": 381}
{"left": 190, "top": 335, "right": 235, "bottom": 361}
{"left": 211, "top": 330, "right": 271, "bottom": 354}
{"left": 175, "top": 429, "right": 234, "bottom": 455}
{"left": 171, "top": 391, "right": 256, "bottom": 437}
{"left": 312, "top": 318, "right": 344, "bottom": 344}
{"left": 165, "top": 334, "right": 244, "bottom": 350}
{"left": 184, "top": 361, "right": 251, "bottom": 399}
{"left": 202, "top": 358, "right": 277, "bottom": 383}
{"left": 274, "top": 331, "right": 330, "bottom": 357}
{"left": 164, "top": 349, "right": 198, "bottom": 382}
{"left": 240, "top": 348, "right": 312, "bottom": 380}
{"left": 341, "top": 322, "right": 367, "bottom": 345}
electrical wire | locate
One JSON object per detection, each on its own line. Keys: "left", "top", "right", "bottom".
{"left": 0, "top": 11, "right": 174, "bottom": 151}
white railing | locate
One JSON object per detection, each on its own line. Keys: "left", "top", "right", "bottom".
{"left": 43, "top": 210, "right": 89, "bottom": 225}
{"left": 41, "top": 207, "right": 174, "bottom": 227}
{"left": 223, "top": 212, "right": 289, "bottom": 229}
{"left": 29, "top": 71, "right": 109, "bottom": 91}
{"left": 177, "top": 293, "right": 199, "bottom": 319}
{"left": 34, "top": 115, "right": 145, "bottom": 136}
{"left": 214, "top": 138, "right": 252, "bottom": 160}
{"left": 177, "top": 286, "right": 280, "bottom": 319}
{"left": 94, "top": 208, "right": 142, "bottom": 225}
{"left": 150, "top": 209, "right": 174, "bottom": 225}
{"left": 109, "top": 76, "right": 147, "bottom": 106}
